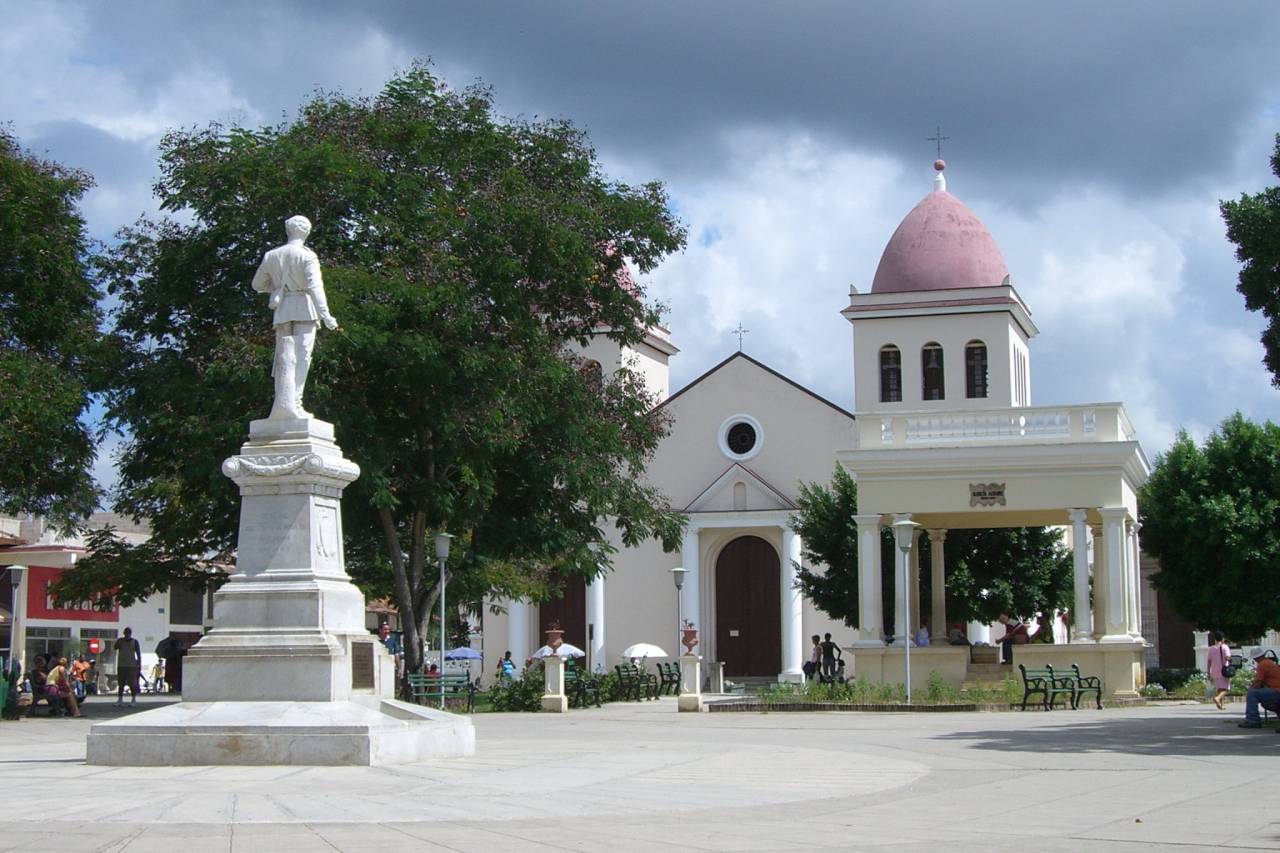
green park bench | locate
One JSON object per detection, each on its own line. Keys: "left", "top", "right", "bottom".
{"left": 1017, "top": 665, "right": 1075, "bottom": 711}
{"left": 564, "top": 660, "right": 602, "bottom": 708}
{"left": 406, "top": 672, "right": 476, "bottom": 713}
{"left": 614, "top": 663, "right": 659, "bottom": 701}
{"left": 656, "top": 661, "right": 681, "bottom": 696}
{"left": 1048, "top": 663, "right": 1103, "bottom": 710}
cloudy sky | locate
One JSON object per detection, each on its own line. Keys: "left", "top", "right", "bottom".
{"left": 5, "top": 1, "right": 1280, "bottom": 489}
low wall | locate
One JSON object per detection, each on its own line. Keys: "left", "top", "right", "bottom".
{"left": 849, "top": 641, "right": 1147, "bottom": 698}
{"left": 1010, "top": 641, "right": 1146, "bottom": 698}
{"left": 849, "top": 645, "right": 969, "bottom": 691}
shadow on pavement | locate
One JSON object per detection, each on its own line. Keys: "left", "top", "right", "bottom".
{"left": 12, "top": 694, "right": 180, "bottom": 723}
{"left": 933, "top": 712, "right": 1280, "bottom": 757}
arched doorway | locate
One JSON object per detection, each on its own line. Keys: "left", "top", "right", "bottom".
{"left": 538, "top": 570, "right": 586, "bottom": 652}
{"left": 715, "top": 535, "right": 781, "bottom": 677}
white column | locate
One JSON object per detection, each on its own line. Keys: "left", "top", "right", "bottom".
{"left": 587, "top": 576, "right": 605, "bottom": 673}
{"left": 928, "top": 529, "right": 946, "bottom": 645}
{"left": 1192, "top": 630, "right": 1210, "bottom": 675}
{"left": 1089, "top": 523, "right": 1103, "bottom": 642}
{"left": 854, "top": 514, "right": 884, "bottom": 646}
{"left": 780, "top": 527, "right": 804, "bottom": 681}
{"left": 1098, "top": 507, "right": 1131, "bottom": 642}
{"left": 1067, "top": 509, "right": 1093, "bottom": 641}
{"left": 508, "top": 598, "right": 530, "bottom": 666}
{"left": 680, "top": 526, "right": 701, "bottom": 633}
{"left": 9, "top": 567, "right": 26, "bottom": 672}
{"left": 892, "top": 513, "right": 912, "bottom": 646}
{"left": 908, "top": 528, "right": 922, "bottom": 637}
{"left": 1128, "top": 520, "right": 1144, "bottom": 639}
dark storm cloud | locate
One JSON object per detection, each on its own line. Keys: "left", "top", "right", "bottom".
{"left": 56, "top": 1, "right": 1280, "bottom": 203}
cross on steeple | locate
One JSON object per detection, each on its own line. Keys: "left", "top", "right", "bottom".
{"left": 731, "top": 322, "right": 749, "bottom": 351}
{"left": 928, "top": 125, "right": 951, "bottom": 159}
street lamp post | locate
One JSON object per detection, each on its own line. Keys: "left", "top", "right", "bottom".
{"left": 891, "top": 518, "right": 919, "bottom": 704}
{"left": 433, "top": 532, "right": 453, "bottom": 711}
{"left": 670, "top": 567, "right": 686, "bottom": 659}
{"left": 9, "top": 567, "right": 23, "bottom": 675}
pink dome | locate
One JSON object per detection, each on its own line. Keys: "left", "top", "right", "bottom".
{"left": 870, "top": 189, "right": 1009, "bottom": 294}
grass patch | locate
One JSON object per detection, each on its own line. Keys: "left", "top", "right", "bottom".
{"left": 758, "top": 672, "right": 1021, "bottom": 706}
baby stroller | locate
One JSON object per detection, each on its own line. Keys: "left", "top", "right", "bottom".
{"left": 818, "top": 657, "right": 846, "bottom": 685}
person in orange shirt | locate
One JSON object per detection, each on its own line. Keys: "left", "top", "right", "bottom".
{"left": 1237, "top": 647, "right": 1280, "bottom": 729}
{"left": 70, "top": 655, "right": 91, "bottom": 701}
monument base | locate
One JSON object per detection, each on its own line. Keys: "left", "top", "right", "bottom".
{"left": 86, "top": 697, "right": 475, "bottom": 766}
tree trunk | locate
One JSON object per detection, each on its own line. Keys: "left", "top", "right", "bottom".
{"left": 380, "top": 506, "right": 423, "bottom": 673}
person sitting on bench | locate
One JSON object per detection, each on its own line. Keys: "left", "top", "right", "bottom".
{"left": 1237, "top": 646, "right": 1280, "bottom": 729}
{"left": 996, "top": 614, "right": 1030, "bottom": 664}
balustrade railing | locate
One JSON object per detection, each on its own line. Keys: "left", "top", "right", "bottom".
{"left": 864, "top": 403, "right": 1135, "bottom": 448}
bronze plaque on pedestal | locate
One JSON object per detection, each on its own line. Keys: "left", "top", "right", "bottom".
{"left": 351, "top": 640, "right": 375, "bottom": 689}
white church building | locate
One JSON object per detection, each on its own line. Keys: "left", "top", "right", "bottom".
{"left": 485, "top": 161, "right": 1151, "bottom": 697}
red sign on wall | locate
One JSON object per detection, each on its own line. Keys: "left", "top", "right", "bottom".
{"left": 26, "top": 565, "right": 118, "bottom": 622}
{"left": 87, "top": 639, "right": 101, "bottom": 653}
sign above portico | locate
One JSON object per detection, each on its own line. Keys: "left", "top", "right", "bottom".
{"left": 969, "top": 483, "right": 1006, "bottom": 507}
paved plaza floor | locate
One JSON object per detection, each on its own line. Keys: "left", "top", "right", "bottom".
{"left": 0, "top": 696, "right": 1276, "bottom": 852}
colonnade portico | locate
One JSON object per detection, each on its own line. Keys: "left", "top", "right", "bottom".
{"left": 847, "top": 500, "right": 1149, "bottom": 696}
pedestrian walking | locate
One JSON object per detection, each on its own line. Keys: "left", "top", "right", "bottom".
{"left": 1207, "top": 630, "right": 1232, "bottom": 710}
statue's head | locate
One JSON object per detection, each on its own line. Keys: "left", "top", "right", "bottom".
{"left": 284, "top": 215, "right": 312, "bottom": 241}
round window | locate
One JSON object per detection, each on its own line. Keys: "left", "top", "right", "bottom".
{"left": 726, "top": 422, "right": 757, "bottom": 455}
{"left": 718, "top": 413, "right": 764, "bottom": 461}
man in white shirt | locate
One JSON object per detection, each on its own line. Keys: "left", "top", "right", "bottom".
{"left": 252, "top": 215, "right": 339, "bottom": 420}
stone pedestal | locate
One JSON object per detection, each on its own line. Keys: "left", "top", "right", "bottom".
{"left": 677, "top": 654, "right": 704, "bottom": 712}
{"left": 88, "top": 417, "right": 475, "bottom": 765}
{"left": 707, "top": 660, "right": 725, "bottom": 694}
{"left": 541, "top": 655, "right": 567, "bottom": 713}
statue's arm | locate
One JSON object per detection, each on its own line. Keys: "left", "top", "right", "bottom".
{"left": 305, "top": 253, "right": 338, "bottom": 329}
{"left": 251, "top": 256, "right": 274, "bottom": 293}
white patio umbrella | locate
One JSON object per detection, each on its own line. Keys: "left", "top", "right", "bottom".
{"left": 531, "top": 642, "right": 586, "bottom": 659}
{"left": 621, "top": 643, "right": 668, "bottom": 660}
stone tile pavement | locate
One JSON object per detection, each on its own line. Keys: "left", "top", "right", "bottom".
{"left": 0, "top": 695, "right": 1276, "bottom": 851}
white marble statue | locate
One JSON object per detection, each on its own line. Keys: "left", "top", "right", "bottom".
{"left": 252, "top": 215, "right": 339, "bottom": 419}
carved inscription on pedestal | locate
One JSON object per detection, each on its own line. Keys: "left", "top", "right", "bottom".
{"left": 351, "top": 640, "right": 375, "bottom": 689}
{"left": 315, "top": 503, "right": 340, "bottom": 558}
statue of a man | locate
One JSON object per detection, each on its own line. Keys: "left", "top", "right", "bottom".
{"left": 252, "top": 215, "right": 339, "bottom": 420}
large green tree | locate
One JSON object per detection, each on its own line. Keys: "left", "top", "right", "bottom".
{"left": 0, "top": 130, "right": 103, "bottom": 527}
{"left": 1222, "top": 133, "right": 1280, "bottom": 386}
{"left": 1140, "top": 413, "right": 1280, "bottom": 638}
{"left": 792, "top": 466, "right": 1073, "bottom": 632}
{"left": 54, "top": 66, "right": 687, "bottom": 670}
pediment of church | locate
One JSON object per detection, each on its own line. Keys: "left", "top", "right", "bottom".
{"left": 685, "top": 463, "right": 797, "bottom": 513}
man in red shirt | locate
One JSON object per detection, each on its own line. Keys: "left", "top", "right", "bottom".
{"left": 1237, "top": 647, "right": 1280, "bottom": 729}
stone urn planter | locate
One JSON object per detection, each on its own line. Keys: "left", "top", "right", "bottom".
{"left": 544, "top": 623, "right": 564, "bottom": 653}
{"left": 681, "top": 625, "right": 699, "bottom": 654}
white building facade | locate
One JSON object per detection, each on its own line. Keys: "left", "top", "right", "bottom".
{"left": 484, "top": 162, "right": 1152, "bottom": 696}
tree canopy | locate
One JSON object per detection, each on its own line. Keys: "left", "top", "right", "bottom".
{"left": 53, "top": 65, "right": 687, "bottom": 669}
{"left": 1140, "top": 413, "right": 1280, "bottom": 639}
{"left": 792, "top": 466, "right": 1073, "bottom": 632}
{"left": 0, "top": 130, "right": 102, "bottom": 527}
{"left": 1222, "top": 133, "right": 1280, "bottom": 387}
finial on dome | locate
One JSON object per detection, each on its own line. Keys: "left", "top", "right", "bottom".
{"left": 928, "top": 125, "right": 951, "bottom": 192}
